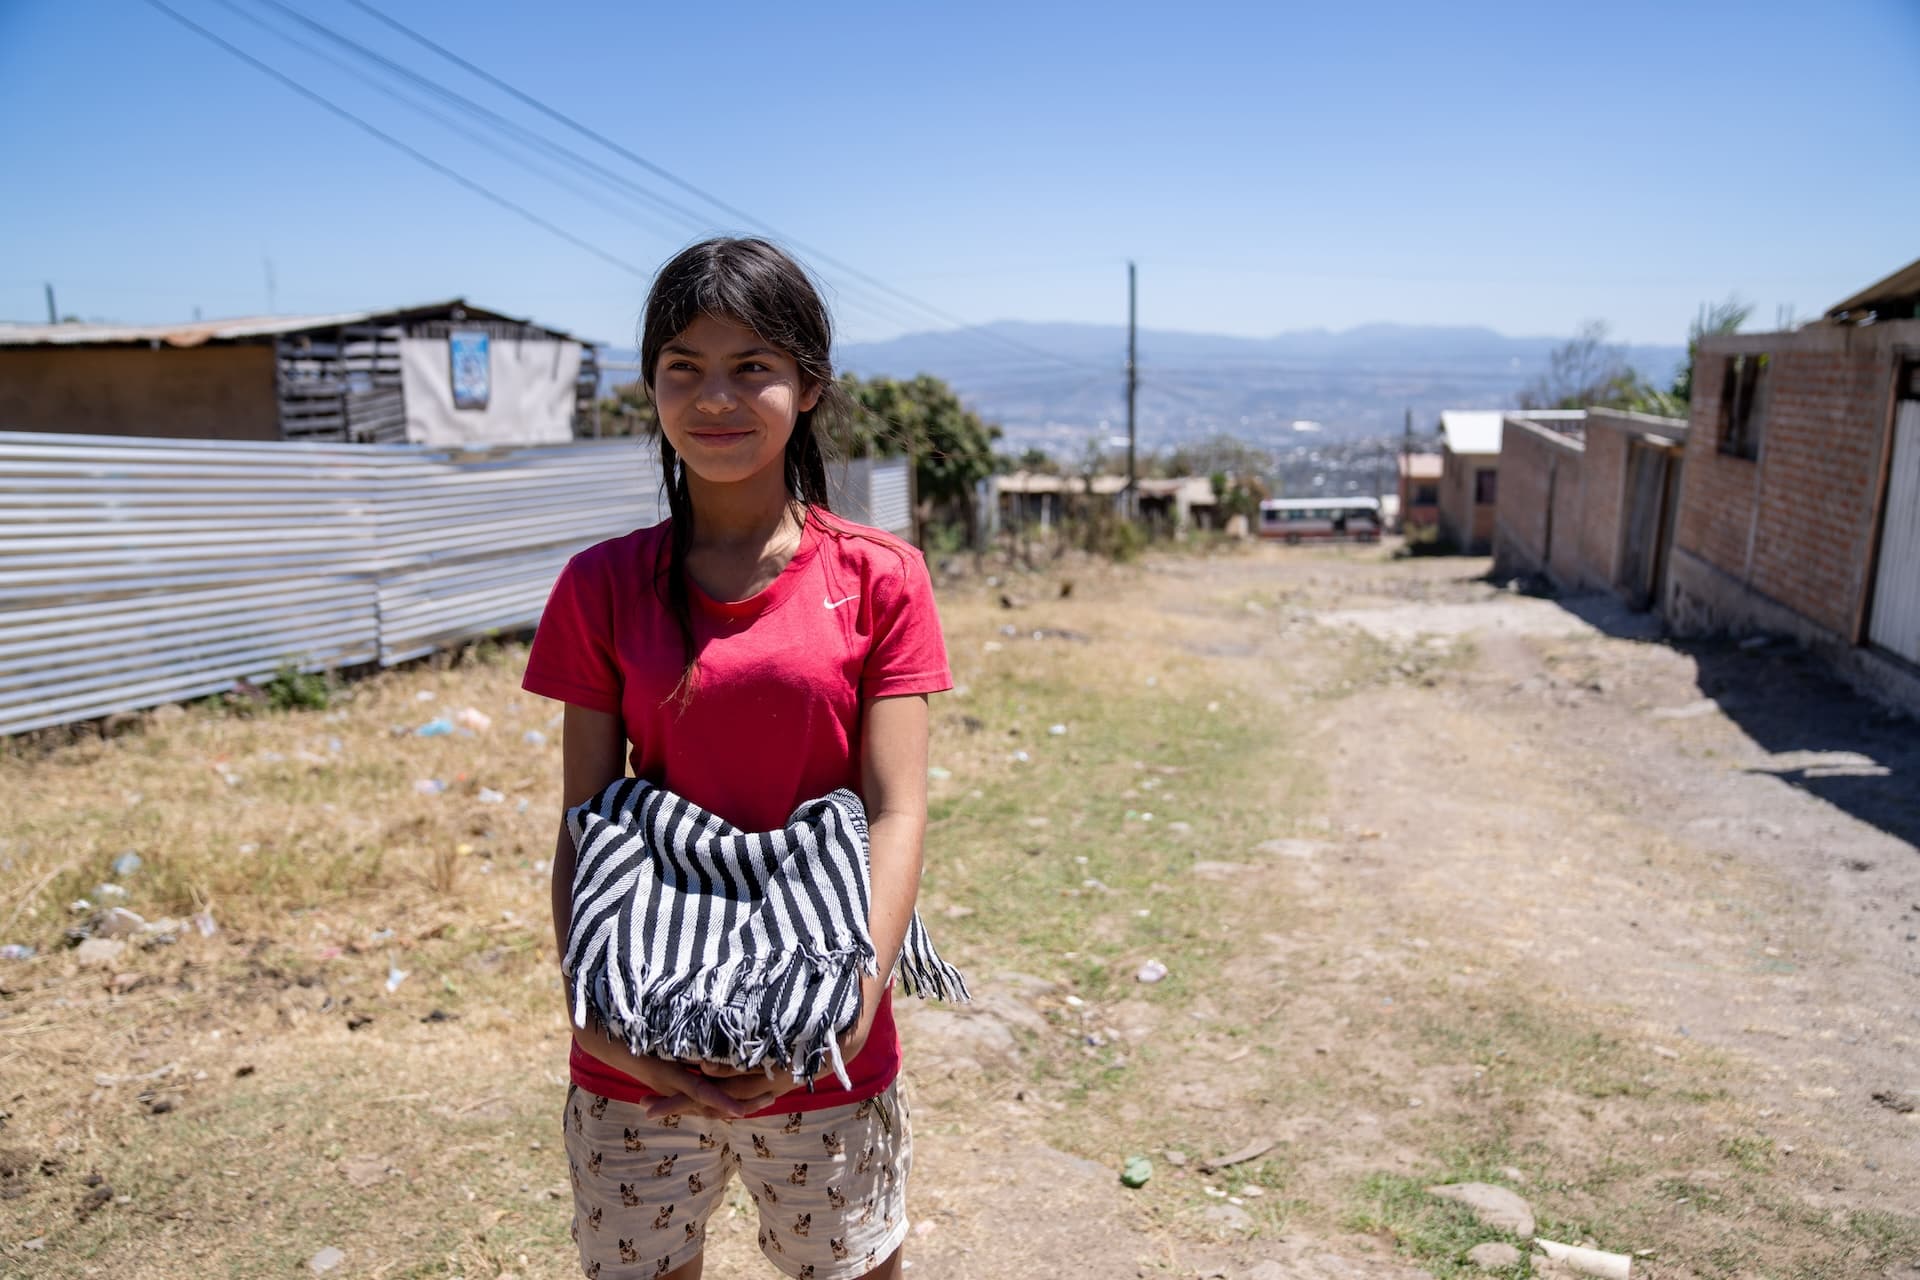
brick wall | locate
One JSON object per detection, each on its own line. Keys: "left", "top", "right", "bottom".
{"left": 1578, "top": 420, "right": 1627, "bottom": 589}
{"left": 1439, "top": 450, "right": 1492, "bottom": 552}
{"left": 1493, "top": 417, "right": 1582, "bottom": 582}
{"left": 1672, "top": 323, "right": 1915, "bottom": 642}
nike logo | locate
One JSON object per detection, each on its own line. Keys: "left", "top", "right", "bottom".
{"left": 824, "top": 594, "right": 860, "bottom": 610}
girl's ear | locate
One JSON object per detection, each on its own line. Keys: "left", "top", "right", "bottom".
{"left": 798, "top": 379, "right": 823, "bottom": 414}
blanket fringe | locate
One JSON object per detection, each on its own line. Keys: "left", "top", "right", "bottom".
{"left": 570, "top": 917, "right": 971, "bottom": 1087}
{"left": 575, "top": 939, "right": 874, "bottom": 1087}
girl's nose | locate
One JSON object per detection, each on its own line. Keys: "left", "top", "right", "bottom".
{"left": 693, "top": 377, "right": 735, "bottom": 413}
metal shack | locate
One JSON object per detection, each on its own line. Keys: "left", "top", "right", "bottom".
{"left": 0, "top": 300, "right": 597, "bottom": 445}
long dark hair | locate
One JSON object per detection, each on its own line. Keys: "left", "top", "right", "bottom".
{"left": 639, "top": 237, "right": 849, "bottom": 700}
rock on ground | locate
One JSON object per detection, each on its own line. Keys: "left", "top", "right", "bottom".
{"left": 901, "top": 1008, "right": 1020, "bottom": 1076}
{"left": 1425, "top": 1182, "right": 1535, "bottom": 1237}
{"left": 1201, "top": 1203, "right": 1255, "bottom": 1232}
{"left": 1465, "top": 1241, "right": 1524, "bottom": 1270}
{"left": 75, "top": 938, "right": 126, "bottom": 969}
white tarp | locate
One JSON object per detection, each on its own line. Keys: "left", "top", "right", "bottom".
{"left": 399, "top": 334, "right": 580, "bottom": 446}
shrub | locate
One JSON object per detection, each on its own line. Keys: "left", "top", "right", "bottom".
{"left": 263, "top": 663, "right": 331, "bottom": 712}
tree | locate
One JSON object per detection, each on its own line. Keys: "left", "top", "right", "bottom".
{"left": 1618, "top": 297, "right": 1752, "bottom": 418}
{"left": 1165, "top": 433, "right": 1275, "bottom": 482}
{"left": 1517, "top": 320, "right": 1648, "bottom": 411}
{"left": 588, "top": 379, "right": 657, "bottom": 438}
{"left": 1670, "top": 297, "right": 1752, "bottom": 405}
{"left": 841, "top": 372, "right": 1001, "bottom": 542}
{"left": 1008, "top": 446, "right": 1060, "bottom": 475}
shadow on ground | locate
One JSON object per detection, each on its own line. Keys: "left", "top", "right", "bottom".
{"left": 1533, "top": 588, "right": 1920, "bottom": 849}
{"left": 1686, "top": 639, "right": 1920, "bottom": 849}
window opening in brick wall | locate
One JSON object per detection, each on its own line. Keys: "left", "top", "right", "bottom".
{"left": 1474, "top": 469, "right": 1498, "bottom": 505}
{"left": 1717, "top": 353, "right": 1769, "bottom": 460}
{"left": 1413, "top": 483, "right": 1439, "bottom": 505}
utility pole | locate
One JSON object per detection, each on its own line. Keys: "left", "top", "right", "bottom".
{"left": 1126, "top": 261, "right": 1137, "bottom": 518}
{"left": 44, "top": 283, "right": 56, "bottom": 324}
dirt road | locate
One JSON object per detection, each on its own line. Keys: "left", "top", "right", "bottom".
{"left": 3, "top": 542, "right": 1916, "bottom": 1279}
{"left": 894, "top": 546, "right": 1920, "bottom": 1280}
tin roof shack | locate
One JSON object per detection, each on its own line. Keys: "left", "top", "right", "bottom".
{"left": 1664, "top": 257, "right": 1920, "bottom": 713}
{"left": 1494, "top": 409, "right": 1688, "bottom": 606}
{"left": 1437, "top": 410, "right": 1505, "bottom": 553}
{"left": 1396, "top": 451, "right": 1442, "bottom": 533}
{"left": 1136, "top": 475, "right": 1220, "bottom": 531}
{"left": 985, "top": 471, "right": 1126, "bottom": 535}
{"left": 0, "top": 301, "right": 597, "bottom": 445}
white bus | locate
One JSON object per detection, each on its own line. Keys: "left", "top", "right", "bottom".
{"left": 1257, "top": 497, "right": 1383, "bottom": 544}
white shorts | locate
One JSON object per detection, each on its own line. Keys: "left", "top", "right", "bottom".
{"left": 563, "top": 1079, "right": 911, "bottom": 1280}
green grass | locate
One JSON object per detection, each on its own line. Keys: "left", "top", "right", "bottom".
{"left": 1343, "top": 1172, "right": 1536, "bottom": 1279}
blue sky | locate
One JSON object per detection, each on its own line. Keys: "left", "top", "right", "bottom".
{"left": 3, "top": 0, "right": 1916, "bottom": 350}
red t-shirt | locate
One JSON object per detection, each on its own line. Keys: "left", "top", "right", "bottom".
{"left": 521, "top": 511, "right": 952, "bottom": 1113}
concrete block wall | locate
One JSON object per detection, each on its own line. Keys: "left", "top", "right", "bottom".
{"left": 1670, "top": 323, "right": 1915, "bottom": 643}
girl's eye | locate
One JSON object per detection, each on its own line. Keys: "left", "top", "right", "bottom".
{"left": 737, "top": 361, "right": 770, "bottom": 374}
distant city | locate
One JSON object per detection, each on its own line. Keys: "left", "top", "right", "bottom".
{"left": 837, "top": 320, "right": 1684, "bottom": 456}
{"left": 601, "top": 319, "right": 1686, "bottom": 495}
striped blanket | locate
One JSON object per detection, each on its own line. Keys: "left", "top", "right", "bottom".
{"left": 562, "top": 778, "right": 969, "bottom": 1090}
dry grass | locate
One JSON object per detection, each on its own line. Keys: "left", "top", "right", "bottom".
{"left": 2, "top": 546, "right": 1915, "bottom": 1279}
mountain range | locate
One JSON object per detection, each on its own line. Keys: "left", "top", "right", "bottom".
{"left": 836, "top": 321, "right": 1688, "bottom": 454}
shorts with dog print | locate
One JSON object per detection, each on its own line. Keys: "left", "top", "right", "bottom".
{"left": 563, "top": 1079, "right": 911, "bottom": 1280}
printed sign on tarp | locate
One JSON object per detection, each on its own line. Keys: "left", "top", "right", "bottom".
{"left": 449, "top": 330, "right": 491, "bottom": 410}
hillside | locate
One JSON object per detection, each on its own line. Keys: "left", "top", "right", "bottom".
{"left": 838, "top": 321, "right": 1687, "bottom": 452}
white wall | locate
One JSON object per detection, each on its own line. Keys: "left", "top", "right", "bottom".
{"left": 399, "top": 335, "right": 580, "bottom": 446}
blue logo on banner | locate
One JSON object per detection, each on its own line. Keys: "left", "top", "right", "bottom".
{"left": 450, "top": 331, "right": 491, "bottom": 410}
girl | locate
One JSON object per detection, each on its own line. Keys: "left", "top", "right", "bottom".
{"left": 522, "top": 237, "right": 950, "bottom": 1280}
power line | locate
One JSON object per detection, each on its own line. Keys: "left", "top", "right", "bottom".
{"left": 235, "top": 0, "right": 718, "bottom": 235}
{"left": 339, "top": 0, "right": 1108, "bottom": 372}
{"left": 164, "top": 0, "right": 1004, "bottom": 355}
{"left": 234, "top": 0, "right": 1082, "bottom": 368}
{"left": 140, "top": 0, "right": 654, "bottom": 280}
{"left": 209, "top": 0, "right": 695, "bottom": 246}
{"left": 226, "top": 0, "right": 941, "bottom": 344}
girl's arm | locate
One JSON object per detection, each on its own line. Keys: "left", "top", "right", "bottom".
{"left": 555, "top": 703, "right": 777, "bottom": 1117}
{"left": 840, "top": 691, "right": 932, "bottom": 1062}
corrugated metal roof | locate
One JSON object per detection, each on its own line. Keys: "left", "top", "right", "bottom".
{"left": 1440, "top": 410, "right": 1506, "bottom": 455}
{"left": 995, "top": 472, "right": 1128, "bottom": 495}
{"left": 1137, "top": 476, "right": 1217, "bottom": 503}
{"left": 0, "top": 299, "right": 583, "bottom": 348}
{"left": 1826, "top": 256, "right": 1920, "bottom": 321}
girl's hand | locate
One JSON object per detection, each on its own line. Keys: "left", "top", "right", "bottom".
{"left": 622, "top": 1053, "right": 781, "bottom": 1120}
{"left": 574, "top": 1025, "right": 778, "bottom": 1120}
{"left": 639, "top": 1066, "right": 785, "bottom": 1120}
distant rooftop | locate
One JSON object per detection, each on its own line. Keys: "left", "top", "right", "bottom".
{"left": 1826, "top": 256, "right": 1920, "bottom": 323}
{"left": 1439, "top": 410, "right": 1506, "bottom": 455}
{"left": 0, "top": 299, "right": 582, "bottom": 348}
{"left": 993, "top": 472, "right": 1215, "bottom": 502}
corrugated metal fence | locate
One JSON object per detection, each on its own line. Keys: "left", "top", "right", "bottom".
{"left": 0, "top": 432, "right": 910, "bottom": 735}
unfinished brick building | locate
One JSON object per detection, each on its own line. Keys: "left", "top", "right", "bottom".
{"left": 1493, "top": 409, "right": 1689, "bottom": 607}
{"left": 1664, "top": 258, "right": 1920, "bottom": 712}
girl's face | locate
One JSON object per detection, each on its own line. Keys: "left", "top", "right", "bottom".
{"left": 652, "top": 312, "right": 820, "bottom": 488}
